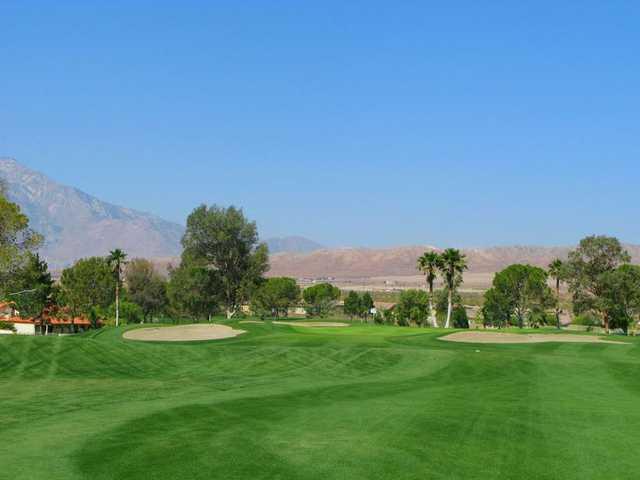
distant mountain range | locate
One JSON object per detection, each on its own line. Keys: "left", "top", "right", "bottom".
{"left": 0, "top": 158, "right": 325, "bottom": 267}
{"left": 268, "top": 244, "right": 640, "bottom": 279}
{"left": 0, "top": 158, "right": 185, "bottom": 268}
{"left": 3, "top": 158, "right": 638, "bottom": 278}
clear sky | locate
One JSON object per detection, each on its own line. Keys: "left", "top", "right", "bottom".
{"left": 2, "top": 1, "right": 639, "bottom": 248}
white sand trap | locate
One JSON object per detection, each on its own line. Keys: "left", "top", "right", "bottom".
{"left": 239, "top": 320, "right": 349, "bottom": 328}
{"left": 123, "top": 324, "right": 246, "bottom": 342}
{"left": 440, "top": 331, "right": 626, "bottom": 345}
{"left": 273, "top": 321, "right": 349, "bottom": 328}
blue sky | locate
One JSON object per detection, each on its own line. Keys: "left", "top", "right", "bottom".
{"left": 1, "top": 1, "right": 639, "bottom": 247}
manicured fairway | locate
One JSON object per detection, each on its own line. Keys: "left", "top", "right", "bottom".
{"left": 1, "top": 323, "right": 639, "bottom": 479}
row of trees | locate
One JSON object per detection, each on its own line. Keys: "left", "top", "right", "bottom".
{"left": 480, "top": 236, "right": 640, "bottom": 333}
{"left": 55, "top": 206, "right": 349, "bottom": 324}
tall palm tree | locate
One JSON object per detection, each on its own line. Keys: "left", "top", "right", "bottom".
{"left": 548, "top": 258, "right": 565, "bottom": 330}
{"left": 438, "top": 248, "right": 468, "bottom": 328}
{"left": 108, "top": 249, "right": 127, "bottom": 327}
{"left": 417, "top": 251, "right": 442, "bottom": 327}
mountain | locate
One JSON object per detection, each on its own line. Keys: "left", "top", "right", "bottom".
{"left": 268, "top": 244, "right": 640, "bottom": 279}
{"left": 0, "top": 158, "right": 185, "bottom": 268}
{"left": 264, "top": 236, "right": 324, "bottom": 254}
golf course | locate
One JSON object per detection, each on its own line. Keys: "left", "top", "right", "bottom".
{"left": 2, "top": 322, "right": 639, "bottom": 480}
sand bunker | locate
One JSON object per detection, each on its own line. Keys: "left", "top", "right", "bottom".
{"left": 123, "top": 324, "right": 246, "bottom": 342}
{"left": 273, "top": 321, "right": 349, "bottom": 328}
{"left": 239, "top": 320, "right": 349, "bottom": 328}
{"left": 440, "top": 331, "right": 625, "bottom": 345}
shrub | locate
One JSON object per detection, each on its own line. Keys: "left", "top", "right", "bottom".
{"left": 452, "top": 305, "right": 469, "bottom": 328}
{"left": 0, "top": 321, "right": 16, "bottom": 332}
{"left": 573, "top": 312, "right": 601, "bottom": 331}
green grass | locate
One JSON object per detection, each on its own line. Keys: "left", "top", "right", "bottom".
{"left": 1, "top": 321, "right": 640, "bottom": 479}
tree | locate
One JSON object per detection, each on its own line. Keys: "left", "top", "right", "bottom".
{"left": 599, "top": 264, "right": 640, "bottom": 334}
{"left": 438, "top": 249, "right": 468, "bottom": 328}
{"left": 483, "top": 264, "right": 554, "bottom": 328}
{"left": 303, "top": 283, "right": 340, "bottom": 317}
{"left": 565, "top": 235, "right": 631, "bottom": 333}
{"left": 2, "top": 253, "right": 53, "bottom": 319}
{"left": 251, "top": 277, "right": 300, "bottom": 318}
{"left": 0, "top": 190, "right": 43, "bottom": 296}
{"left": 125, "top": 259, "right": 168, "bottom": 322}
{"left": 167, "top": 263, "right": 220, "bottom": 321}
{"left": 451, "top": 305, "right": 469, "bottom": 329}
{"left": 395, "top": 289, "right": 429, "bottom": 326}
{"left": 481, "top": 288, "right": 511, "bottom": 328}
{"left": 106, "top": 300, "right": 144, "bottom": 325}
{"left": 417, "top": 251, "right": 441, "bottom": 327}
{"left": 60, "top": 257, "right": 116, "bottom": 317}
{"left": 548, "top": 259, "right": 566, "bottom": 329}
{"left": 108, "top": 249, "right": 127, "bottom": 327}
{"left": 181, "top": 205, "right": 269, "bottom": 318}
{"left": 360, "top": 292, "right": 375, "bottom": 322}
{"left": 343, "top": 291, "right": 361, "bottom": 320}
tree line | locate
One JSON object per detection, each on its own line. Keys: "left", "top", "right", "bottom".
{"left": 1, "top": 185, "right": 638, "bottom": 333}
{"left": 480, "top": 235, "right": 640, "bottom": 334}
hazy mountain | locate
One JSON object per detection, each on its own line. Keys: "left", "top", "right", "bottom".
{"left": 265, "top": 236, "right": 324, "bottom": 254}
{"left": 0, "top": 158, "right": 185, "bottom": 268}
{"left": 268, "top": 244, "right": 640, "bottom": 279}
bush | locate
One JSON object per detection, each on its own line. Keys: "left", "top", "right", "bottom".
{"left": 0, "top": 321, "right": 16, "bottom": 332}
{"left": 573, "top": 313, "right": 601, "bottom": 331}
{"left": 452, "top": 305, "right": 469, "bottom": 328}
{"left": 106, "top": 301, "right": 144, "bottom": 325}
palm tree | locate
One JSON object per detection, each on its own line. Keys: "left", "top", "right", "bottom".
{"left": 438, "top": 248, "right": 468, "bottom": 328}
{"left": 417, "top": 251, "right": 442, "bottom": 327}
{"left": 548, "top": 259, "right": 565, "bottom": 330}
{"left": 108, "top": 249, "right": 127, "bottom": 327}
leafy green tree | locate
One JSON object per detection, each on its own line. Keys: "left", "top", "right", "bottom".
{"left": 2, "top": 253, "right": 52, "bottom": 319}
{"left": 125, "top": 259, "right": 168, "bottom": 322}
{"left": 0, "top": 190, "right": 43, "bottom": 278}
{"left": 167, "top": 263, "right": 220, "bottom": 321}
{"left": 481, "top": 288, "right": 511, "bottom": 328}
{"left": 565, "top": 235, "right": 631, "bottom": 332}
{"left": 417, "top": 251, "right": 442, "bottom": 327}
{"left": 483, "top": 264, "right": 554, "bottom": 328}
{"left": 598, "top": 264, "right": 640, "bottom": 333}
{"left": 343, "top": 291, "right": 361, "bottom": 320}
{"left": 548, "top": 259, "right": 566, "bottom": 329}
{"left": 181, "top": 205, "right": 269, "bottom": 318}
{"left": 303, "top": 283, "right": 340, "bottom": 317}
{"left": 383, "top": 307, "right": 396, "bottom": 325}
{"left": 108, "top": 249, "right": 127, "bottom": 327}
{"left": 251, "top": 277, "right": 300, "bottom": 318}
{"left": 451, "top": 305, "right": 469, "bottom": 329}
{"left": 360, "top": 292, "right": 375, "bottom": 322}
{"left": 60, "top": 257, "right": 116, "bottom": 316}
{"left": 395, "top": 289, "right": 429, "bottom": 326}
{"left": 106, "top": 300, "right": 144, "bottom": 325}
{"left": 438, "top": 249, "right": 468, "bottom": 328}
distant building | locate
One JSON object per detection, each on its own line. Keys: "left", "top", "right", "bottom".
{"left": 0, "top": 302, "right": 97, "bottom": 336}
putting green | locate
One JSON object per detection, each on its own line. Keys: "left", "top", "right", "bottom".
{"left": 1, "top": 323, "right": 639, "bottom": 480}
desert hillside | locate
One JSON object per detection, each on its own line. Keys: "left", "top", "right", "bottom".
{"left": 268, "top": 244, "right": 640, "bottom": 279}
